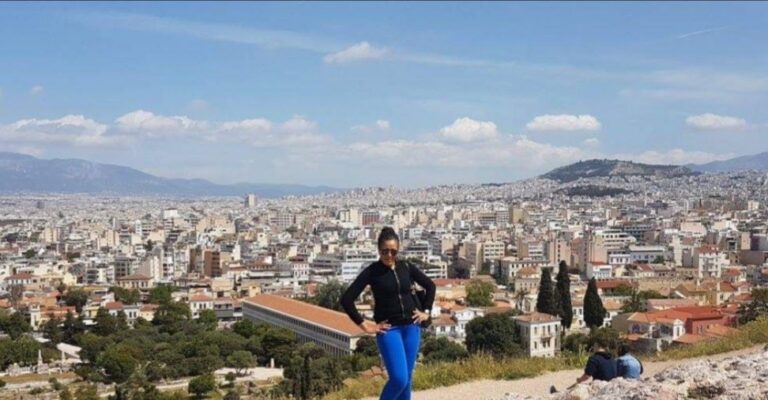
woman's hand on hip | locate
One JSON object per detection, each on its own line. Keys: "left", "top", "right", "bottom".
{"left": 412, "top": 310, "right": 429, "bottom": 324}
{"left": 360, "top": 320, "right": 391, "bottom": 334}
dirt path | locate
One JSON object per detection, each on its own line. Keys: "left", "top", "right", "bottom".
{"left": 364, "top": 345, "right": 763, "bottom": 400}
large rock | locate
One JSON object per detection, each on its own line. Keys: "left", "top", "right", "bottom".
{"left": 501, "top": 350, "right": 768, "bottom": 400}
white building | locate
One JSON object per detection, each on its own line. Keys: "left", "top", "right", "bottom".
{"left": 586, "top": 261, "right": 613, "bottom": 279}
{"left": 243, "top": 294, "right": 371, "bottom": 357}
{"left": 514, "top": 312, "right": 561, "bottom": 358}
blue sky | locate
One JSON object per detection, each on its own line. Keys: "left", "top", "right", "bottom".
{"left": 0, "top": 2, "right": 766, "bottom": 188}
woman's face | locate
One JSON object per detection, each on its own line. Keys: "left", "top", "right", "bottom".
{"left": 379, "top": 239, "right": 399, "bottom": 267}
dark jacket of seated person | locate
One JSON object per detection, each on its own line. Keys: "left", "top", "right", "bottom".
{"left": 575, "top": 345, "right": 618, "bottom": 385}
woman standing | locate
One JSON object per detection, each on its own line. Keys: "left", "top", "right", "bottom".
{"left": 340, "top": 227, "right": 436, "bottom": 400}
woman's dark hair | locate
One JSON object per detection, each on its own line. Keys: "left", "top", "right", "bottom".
{"left": 377, "top": 227, "right": 400, "bottom": 249}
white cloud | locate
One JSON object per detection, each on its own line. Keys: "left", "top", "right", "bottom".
{"left": 526, "top": 114, "right": 602, "bottom": 132}
{"left": 341, "top": 134, "right": 588, "bottom": 171}
{"left": 676, "top": 26, "right": 728, "bottom": 40}
{"left": 584, "top": 138, "right": 600, "bottom": 147}
{"left": 439, "top": 117, "right": 498, "bottom": 142}
{"left": 0, "top": 115, "right": 126, "bottom": 146}
{"left": 686, "top": 113, "right": 747, "bottom": 131}
{"left": 214, "top": 115, "right": 327, "bottom": 147}
{"left": 324, "top": 42, "right": 389, "bottom": 64}
{"left": 351, "top": 119, "right": 391, "bottom": 134}
{"left": 115, "top": 110, "right": 208, "bottom": 137}
{"left": 612, "top": 149, "right": 735, "bottom": 165}
{"left": 650, "top": 70, "right": 768, "bottom": 94}
{"left": 30, "top": 85, "right": 44, "bottom": 95}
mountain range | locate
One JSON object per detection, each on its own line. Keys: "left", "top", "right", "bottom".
{"left": 0, "top": 152, "right": 341, "bottom": 198}
{"left": 541, "top": 151, "right": 768, "bottom": 183}
{"left": 1, "top": 150, "right": 767, "bottom": 196}
{"left": 687, "top": 151, "right": 768, "bottom": 173}
{"left": 540, "top": 159, "right": 697, "bottom": 183}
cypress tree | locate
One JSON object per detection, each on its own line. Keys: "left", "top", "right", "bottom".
{"left": 555, "top": 260, "right": 573, "bottom": 329}
{"left": 584, "top": 277, "right": 607, "bottom": 330}
{"left": 535, "top": 267, "right": 558, "bottom": 315}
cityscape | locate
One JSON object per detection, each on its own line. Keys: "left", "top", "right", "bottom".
{"left": 1, "top": 2, "right": 767, "bottom": 400}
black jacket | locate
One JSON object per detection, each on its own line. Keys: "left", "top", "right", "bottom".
{"left": 340, "top": 260, "right": 436, "bottom": 326}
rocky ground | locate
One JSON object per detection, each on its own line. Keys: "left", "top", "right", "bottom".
{"left": 502, "top": 348, "right": 768, "bottom": 400}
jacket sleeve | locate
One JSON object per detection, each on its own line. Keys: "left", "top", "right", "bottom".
{"left": 409, "top": 262, "right": 436, "bottom": 311}
{"left": 340, "top": 265, "right": 371, "bottom": 325}
{"left": 616, "top": 358, "right": 627, "bottom": 377}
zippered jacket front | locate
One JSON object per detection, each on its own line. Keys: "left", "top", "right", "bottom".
{"left": 340, "top": 260, "right": 436, "bottom": 326}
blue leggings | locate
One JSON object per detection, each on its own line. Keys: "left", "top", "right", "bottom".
{"left": 376, "top": 323, "right": 421, "bottom": 400}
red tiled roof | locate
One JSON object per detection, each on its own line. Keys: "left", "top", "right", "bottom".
{"left": 669, "top": 306, "right": 723, "bottom": 320}
{"left": 4, "top": 272, "right": 34, "bottom": 280}
{"left": 514, "top": 311, "right": 560, "bottom": 323}
{"left": 104, "top": 301, "right": 124, "bottom": 311}
{"left": 243, "top": 294, "right": 370, "bottom": 337}
{"left": 596, "top": 280, "right": 637, "bottom": 289}
{"left": 675, "top": 334, "right": 711, "bottom": 345}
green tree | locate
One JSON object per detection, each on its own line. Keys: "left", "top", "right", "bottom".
{"left": 465, "top": 279, "right": 495, "bottom": 307}
{"left": 42, "top": 316, "right": 63, "bottom": 343}
{"left": 153, "top": 301, "right": 192, "bottom": 334}
{"left": 110, "top": 287, "right": 141, "bottom": 304}
{"left": 311, "top": 280, "right": 347, "bottom": 311}
{"left": 535, "top": 267, "right": 557, "bottom": 315}
{"left": 622, "top": 288, "right": 667, "bottom": 313}
{"left": 77, "top": 333, "right": 114, "bottom": 364}
{"left": 0, "top": 311, "right": 32, "bottom": 339}
{"left": 421, "top": 336, "right": 468, "bottom": 363}
{"left": 739, "top": 288, "right": 768, "bottom": 324}
{"left": 260, "top": 328, "right": 297, "bottom": 366}
{"left": 353, "top": 336, "right": 378, "bottom": 357}
{"left": 23, "top": 248, "right": 36, "bottom": 259}
{"left": 62, "top": 311, "right": 86, "bottom": 343}
{"left": 188, "top": 373, "right": 216, "bottom": 399}
{"left": 464, "top": 311, "right": 522, "bottom": 357}
{"left": 555, "top": 261, "right": 573, "bottom": 329}
{"left": 611, "top": 284, "right": 635, "bottom": 297}
{"left": 63, "top": 289, "right": 90, "bottom": 313}
{"left": 652, "top": 255, "right": 665, "bottom": 264}
{"left": 232, "top": 320, "right": 260, "bottom": 338}
{"left": 198, "top": 310, "right": 218, "bottom": 331}
{"left": 226, "top": 350, "right": 255, "bottom": 376}
{"left": 93, "top": 308, "right": 120, "bottom": 336}
{"left": 584, "top": 277, "right": 607, "bottom": 330}
{"left": 562, "top": 332, "right": 589, "bottom": 354}
{"left": 587, "top": 327, "right": 623, "bottom": 354}
{"left": 8, "top": 284, "right": 24, "bottom": 309}
{"left": 280, "top": 344, "right": 341, "bottom": 400}
{"left": 97, "top": 346, "right": 138, "bottom": 384}
{"left": 149, "top": 285, "right": 175, "bottom": 305}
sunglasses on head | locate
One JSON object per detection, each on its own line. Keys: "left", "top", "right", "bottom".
{"left": 380, "top": 249, "right": 398, "bottom": 256}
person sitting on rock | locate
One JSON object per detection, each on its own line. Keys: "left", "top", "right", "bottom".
{"left": 576, "top": 340, "right": 618, "bottom": 384}
{"left": 551, "top": 340, "right": 618, "bottom": 394}
{"left": 617, "top": 344, "right": 643, "bottom": 379}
